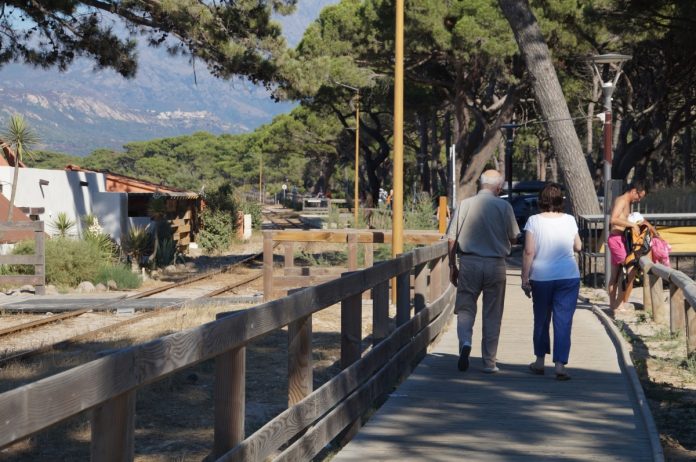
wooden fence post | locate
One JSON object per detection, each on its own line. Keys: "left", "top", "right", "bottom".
{"left": 371, "top": 280, "right": 390, "bottom": 346}
{"left": 396, "top": 270, "right": 411, "bottom": 326}
{"left": 643, "top": 275, "right": 652, "bottom": 316}
{"left": 649, "top": 273, "right": 667, "bottom": 325}
{"left": 284, "top": 242, "right": 295, "bottom": 268}
{"left": 670, "top": 284, "right": 686, "bottom": 335}
{"left": 685, "top": 284, "right": 696, "bottom": 357}
{"left": 341, "top": 289, "right": 362, "bottom": 369}
{"left": 347, "top": 233, "right": 358, "bottom": 270}
{"left": 214, "top": 345, "right": 246, "bottom": 457}
{"left": 34, "top": 222, "right": 46, "bottom": 295}
{"left": 288, "top": 314, "right": 313, "bottom": 406}
{"left": 414, "top": 263, "right": 427, "bottom": 314}
{"left": 364, "top": 243, "right": 374, "bottom": 268}
{"left": 90, "top": 391, "right": 135, "bottom": 461}
{"left": 263, "top": 231, "right": 274, "bottom": 302}
{"left": 430, "top": 257, "right": 442, "bottom": 303}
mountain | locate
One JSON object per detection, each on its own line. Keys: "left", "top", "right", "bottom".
{"left": 0, "top": 0, "right": 335, "bottom": 156}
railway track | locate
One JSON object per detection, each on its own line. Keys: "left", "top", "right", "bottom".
{"left": 0, "top": 250, "right": 269, "bottom": 366}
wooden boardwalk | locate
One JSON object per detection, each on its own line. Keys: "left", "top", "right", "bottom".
{"left": 333, "top": 269, "right": 662, "bottom": 462}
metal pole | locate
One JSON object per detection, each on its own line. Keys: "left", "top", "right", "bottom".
{"left": 392, "top": 0, "right": 404, "bottom": 260}
{"left": 259, "top": 155, "right": 263, "bottom": 203}
{"left": 602, "top": 83, "right": 614, "bottom": 291}
{"left": 451, "top": 144, "right": 456, "bottom": 208}
{"left": 501, "top": 124, "right": 520, "bottom": 202}
{"left": 354, "top": 93, "right": 360, "bottom": 227}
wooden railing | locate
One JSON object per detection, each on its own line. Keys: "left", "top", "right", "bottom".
{"left": 263, "top": 229, "right": 444, "bottom": 300}
{"left": 0, "top": 239, "right": 453, "bottom": 461}
{"left": 640, "top": 256, "right": 696, "bottom": 356}
{"left": 0, "top": 221, "right": 45, "bottom": 295}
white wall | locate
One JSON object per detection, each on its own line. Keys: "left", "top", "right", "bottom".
{"left": 0, "top": 167, "right": 128, "bottom": 243}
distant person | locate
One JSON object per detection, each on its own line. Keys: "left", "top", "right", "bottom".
{"left": 447, "top": 170, "right": 520, "bottom": 373}
{"left": 521, "top": 183, "right": 581, "bottom": 380}
{"left": 607, "top": 181, "right": 655, "bottom": 313}
{"left": 386, "top": 189, "right": 393, "bottom": 209}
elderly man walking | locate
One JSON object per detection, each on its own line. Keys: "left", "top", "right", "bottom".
{"left": 447, "top": 170, "right": 520, "bottom": 373}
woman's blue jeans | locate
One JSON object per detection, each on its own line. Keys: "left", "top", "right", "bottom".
{"left": 530, "top": 278, "right": 580, "bottom": 364}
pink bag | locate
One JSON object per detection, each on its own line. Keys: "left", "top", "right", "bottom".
{"left": 651, "top": 236, "right": 671, "bottom": 267}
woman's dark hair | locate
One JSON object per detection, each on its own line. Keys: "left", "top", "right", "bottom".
{"left": 538, "top": 183, "right": 564, "bottom": 213}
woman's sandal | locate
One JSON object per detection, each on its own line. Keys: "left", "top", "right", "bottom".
{"left": 555, "top": 372, "right": 571, "bottom": 381}
{"left": 528, "top": 363, "right": 545, "bottom": 375}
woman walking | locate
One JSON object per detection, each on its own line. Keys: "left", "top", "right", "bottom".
{"left": 521, "top": 183, "right": 581, "bottom": 380}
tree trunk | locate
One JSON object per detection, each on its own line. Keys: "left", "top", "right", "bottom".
{"left": 457, "top": 89, "right": 518, "bottom": 199}
{"left": 498, "top": 0, "right": 600, "bottom": 216}
{"left": 683, "top": 126, "right": 693, "bottom": 186}
{"left": 7, "top": 162, "right": 19, "bottom": 222}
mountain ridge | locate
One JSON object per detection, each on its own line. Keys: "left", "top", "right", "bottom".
{"left": 0, "top": 0, "right": 334, "bottom": 156}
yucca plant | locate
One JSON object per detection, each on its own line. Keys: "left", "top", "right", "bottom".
{"left": 1, "top": 114, "right": 40, "bottom": 222}
{"left": 50, "top": 212, "right": 77, "bottom": 238}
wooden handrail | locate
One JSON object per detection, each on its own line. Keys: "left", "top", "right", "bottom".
{"left": 639, "top": 256, "right": 696, "bottom": 356}
{"left": 0, "top": 240, "right": 451, "bottom": 461}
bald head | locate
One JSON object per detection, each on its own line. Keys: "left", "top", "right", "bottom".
{"left": 480, "top": 170, "right": 504, "bottom": 192}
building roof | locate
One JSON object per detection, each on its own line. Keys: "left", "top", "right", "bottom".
{"left": 64, "top": 165, "right": 200, "bottom": 198}
{"left": 0, "top": 141, "right": 27, "bottom": 168}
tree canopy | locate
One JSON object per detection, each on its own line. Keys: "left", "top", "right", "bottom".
{"left": 0, "top": 0, "right": 294, "bottom": 83}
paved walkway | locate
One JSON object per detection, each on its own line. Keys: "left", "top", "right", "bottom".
{"left": 333, "top": 269, "right": 660, "bottom": 461}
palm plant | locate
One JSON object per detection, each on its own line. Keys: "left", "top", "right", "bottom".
{"left": 1, "top": 115, "right": 40, "bottom": 222}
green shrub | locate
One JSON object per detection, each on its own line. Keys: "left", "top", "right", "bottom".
{"left": 12, "top": 237, "right": 111, "bottom": 287}
{"left": 405, "top": 193, "right": 437, "bottom": 230}
{"left": 198, "top": 209, "right": 234, "bottom": 254}
{"left": 237, "top": 197, "right": 262, "bottom": 230}
{"left": 94, "top": 265, "right": 142, "bottom": 290}
{"left": 153, "top": 238, "right": 177, "bottom": 267}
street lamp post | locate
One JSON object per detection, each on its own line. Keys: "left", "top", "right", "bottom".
{"left": 588, "top": 53, "right": 631, "bottom": 290}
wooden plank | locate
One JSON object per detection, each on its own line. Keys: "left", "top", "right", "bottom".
{"left": 288, "top": 315, "right": 313, "bottom": 406}
{"left": 0, "top": 275, "right": 44, "bottom": 285}
{"left": 214, "top": 346, "right": 246, "bottom": 457}
{"left": 0, "top": 255, "right": 42, "bottom": 265}
{"left": 90, "top": 391, "right": 135, "bottom": 462}
{"left": 283, "top": 267, "right": 344, "bottom": 276}
{"left": 670, "top": 284, "right": 686, "bottom": 334}
{"left": 0, "top": 221, "right": 43, "bottom": 231}
{"left": 273, "top": 275, "right": 340, "bottom": 288}
{"left": 263, "top": 232, "right": 274, "bottom": 302}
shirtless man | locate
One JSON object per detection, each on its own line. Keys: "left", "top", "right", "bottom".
{"left": 607, "top": 181, "right": 655, "bottom": 311}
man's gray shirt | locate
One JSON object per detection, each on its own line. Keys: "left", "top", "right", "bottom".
{"left": 447, "top": 189, "right": 520, "bottom": 258}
